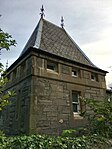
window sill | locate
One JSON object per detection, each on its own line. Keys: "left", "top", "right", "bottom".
{"left": 91, "top": 79, "right": 99, "bottom": 82}
{"left": 72, "top": 75, "right": 78, "bottom": 77}
{"left": 73, "top": 113, "right": 83, "bottom": 119}
{"left": 91, "top": 79, "right": 95, "bottom": 81}
{"left": 47, "top": 69, "right": 58, "bottom": 74}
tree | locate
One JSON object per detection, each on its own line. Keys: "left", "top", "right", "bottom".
{"left": 0, "top": 28, "right": 16, "bottom": 111}
{"left": 0, "top": 28, "right": 16, "bottom": 50}
{"left": 84, "top": 98, "right": 112, "bottom": 138}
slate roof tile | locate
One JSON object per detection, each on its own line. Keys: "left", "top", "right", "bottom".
{"left": 20, "top": 18, "right": 97, "bottom": 68}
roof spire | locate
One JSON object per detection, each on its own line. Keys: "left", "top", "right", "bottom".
{"left": 40, "top": 5, "right": 45, "bottom": 18}
{"left": 61, "top": 16, "right": 64, "bottom": 28}
{"left": 6, "top": 60, "right": 8, "bottom": 70}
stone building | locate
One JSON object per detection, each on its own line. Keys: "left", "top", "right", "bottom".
{"left": 2, "top": 14, "right": 107, "bottom": 135}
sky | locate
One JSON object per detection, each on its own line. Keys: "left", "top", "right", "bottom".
{"left": 0, "top": 0, "right": 112, "bottom": 88}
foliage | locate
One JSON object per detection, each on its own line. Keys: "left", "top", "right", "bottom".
{"left": 62, "top": 98, "right": 112, "bottom": 139}
{"left": 0, "top": 70, "right": 15, "bottom": 111}
{"left": 62, "top": 128, "right": 88, "bottom": 137}
{"left": 0, "top": 28, "right": 16, "bottom": 50}
{"left": 61, "top": 98, "right": 112, "bottom": 148}
{"left": 0, "top": 28, "right": 16, "bottom": 110}
{"left": 83, "top": 98, "right": 112, "bottom": 138}
{"left": 0, "top": 131, "right": 7, "bottom": 149}
{"left": 0, "top": 134, "right": 111, "bottom": 149}
{"left": 0, "top": 63, "right": 15, "bottom": 111}
{"left": 0, "top": 97, "right": 111, "bottom": 149}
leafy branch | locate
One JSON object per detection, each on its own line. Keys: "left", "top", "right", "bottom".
{"left": 0, "top": 28, "right": 16, "bottom": 50}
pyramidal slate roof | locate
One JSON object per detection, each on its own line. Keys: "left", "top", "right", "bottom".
{"left": 20, "top": 18, "right": 96, "bottom": 68}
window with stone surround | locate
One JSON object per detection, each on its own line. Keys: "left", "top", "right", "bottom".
{"left": 47, "top": 60, "right": 58, "bottom": 72}
{"left": 91, "top": 73, "right": 98, "bottom": 81}
{"left": 72, "top": 68, "right": 80, "bottom": 77}
{"left": 13, "top": 69, "right": 17, "bottom": 79}
{"left": 7, "top": 73, "right": 10, "bottom": 81}
{"left": 20, "top": 61, "right": 26, "bottom": 76}
{"left": 72, "top": 91, "right": 80, "bottom": 113}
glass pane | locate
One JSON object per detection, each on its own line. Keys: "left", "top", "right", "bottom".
{"left": 47, "top": 64, "right": 54, "bottom": 70}
{"left": 91, "top": 74, "right": 95, "bottom": 80}
{"left": 47, "top": 61, "right": 58, "bottom": 72}
{"left": 73, "top": 104, "right": 78, "bottom": 112}
{"left": 72, "top": 93, "right": 78, "bottom": 102}
{"left": 72, "top": 71, "right": 77, "bottom": 76}
{"left": 91, "top": 73, "right": 98, "bottom": 81}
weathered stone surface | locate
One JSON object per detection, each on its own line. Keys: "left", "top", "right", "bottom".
{"left": 61, "top": 64, "right": 70, "bottom": 74}
{"left": 2, "top": 50, "right": 107, "bottom": 136}
{"left": 83, "top": 71, "right": 90, "bottom": 79}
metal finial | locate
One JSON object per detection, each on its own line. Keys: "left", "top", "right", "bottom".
{"left": 61, "top": 16, "right": 64, "bottom": 28}
{"left": 40, "top": 5, "right": 45, "bottom": 18}
{"left": 6, "top": 60, "right": 8, "bottom": 70}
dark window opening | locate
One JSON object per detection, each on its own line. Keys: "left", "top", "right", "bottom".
{"left": 72, "top": 68, "right": 80, "bottom": 77}
{"left": 47, "top": 60, "right": 58, "bottom": 72}
{"left": 20, "top": 61, "right": 26, "bottom": 76}
{"left": 72, "top": 70, "right": 78, "bottom": 76}
{"left": 7, "top": 74, "right": 10, "bottom": 81}
{"left": 72, "top": 91, "right": 80, "bottom": 113}
{"left": 13, "top": 69, "right": 17, "bottom": 78}
{"left": 91, "top": 73, "right": 98, "bottom": 81}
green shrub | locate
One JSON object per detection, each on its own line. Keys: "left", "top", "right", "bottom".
{"left": 62, "top": 128, "right": 88, "bottom": 137}
{"left": 83, "top": 98, "right": 112, "bottom": 138}
{"left": 0, "top": 98, "right": 111, "bottom": 148}
{"left": 0, "top": 134, "right": 111, "bottom": 149}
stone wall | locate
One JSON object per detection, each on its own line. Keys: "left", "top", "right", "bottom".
{"left": 85, "top": 87, "right": 105, "bottom": 100}
{"left": 2, "top": 53, "right": 107, "bottom": 135}
{"left": 30, "top": 76, "right": 103, "bottom": 135}
{"left": 2, "top": 78, "right": 31, "bottom": 135}
{"left": 28, "top": 54, "right": 106, "bottom": 135}
{"left": 2, "top": 56, "right": 32, "bottom": 135}
{"left": 29, "top": 77, "right": 71, "bottom": 135}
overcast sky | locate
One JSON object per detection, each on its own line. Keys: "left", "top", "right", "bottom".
{"left": 0, "top": 0, "right": 112, "bottom": 87}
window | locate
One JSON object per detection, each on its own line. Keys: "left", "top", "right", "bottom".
{"left": 91, "top": 73, "right": 98, "bottom": 81}
{"left": 21, "top": 61, "right": 26, "bottom": 75}
{"left": 47, "top": 60, "right": 58, "bottom": 72}
{"left": 72, "top": 68, "right": 80, "bottom": 77}
{"left": 13, "top": 69, "right": 17, "bottom": 79}
{"left": 72, "top": 91, "right": 80, "bottom": 113}
{"left": 7, "top": 74, "right": 10, "bottom": 81}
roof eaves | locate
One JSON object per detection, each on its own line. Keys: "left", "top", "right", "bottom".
{"left": 6, "top": 46, "right": 108, "bottom": 74}
{"left": 32, "top": 47, "right": 108, "bottom": 74}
